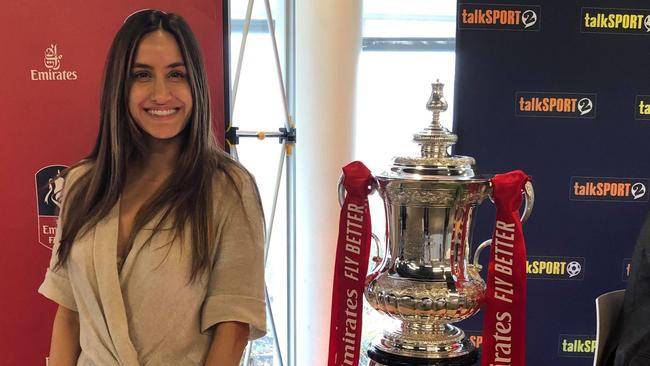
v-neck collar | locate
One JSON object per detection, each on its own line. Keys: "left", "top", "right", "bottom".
{"left": 93, "top": 201, "right": 141, "bottom": 366}
{"left": 115, "top": 195, "right": 173, "bottom": 281}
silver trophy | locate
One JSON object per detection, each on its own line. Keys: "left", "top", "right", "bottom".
{"left": 340, "top": 81, "right": 533, "bottom": 365}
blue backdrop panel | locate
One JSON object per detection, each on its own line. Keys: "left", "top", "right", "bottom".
{"left": 452, "top": 1, "right": 650, "bottom": 365}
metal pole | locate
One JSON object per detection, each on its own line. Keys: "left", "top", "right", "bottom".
{"left": 286, "top": 146, "right": 296, "bottom": 366}
{"left": 265, "top": 286, "right": 284, "bottom": 366}
{"left": 231, "top": 0, "right": 255, "bottom": 115}
{"left": 285, "top": 0, "right": 297, "bottom": 364}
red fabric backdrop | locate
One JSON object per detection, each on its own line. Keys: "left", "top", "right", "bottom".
{"left": 0, "top": 1, "right": 225, "bottom": 364}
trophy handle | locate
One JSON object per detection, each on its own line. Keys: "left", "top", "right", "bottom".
{"left": 370, "top": 233, "right": 383, "bottom": 272}
{"left": 337, "top": 174, "right": 384, "bottom": 271}
{"left": 337, "top": 173, "right": 378, "bottom": 206}
{"left": 472, "top": 181, "right": 534, "bottom": 271}
{"left": 337, "top": 174, "right": 346, "bottom": 207}
{"left": 521, "top": 180, "right": 534, "bottom": 224}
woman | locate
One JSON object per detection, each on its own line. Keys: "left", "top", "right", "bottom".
{"left": 38, "top": 10, "right": 266, "bottom": 366}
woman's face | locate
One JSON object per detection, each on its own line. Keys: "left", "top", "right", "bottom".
{"left": 128, "top": 30, "right": 193, "bottom": 141}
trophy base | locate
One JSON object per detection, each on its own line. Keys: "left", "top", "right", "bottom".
{"left": 368, "top": 344, "right": 478, "bottom": 366}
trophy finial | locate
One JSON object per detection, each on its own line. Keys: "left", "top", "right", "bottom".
{"left": 426, "top": 79, "right": 448, "bottom": 121}
{"left": 414, "top": 80, "right": 457, "bottom": 159}
{"left": 391, "top": 79, "right": 475, "bottom": 177}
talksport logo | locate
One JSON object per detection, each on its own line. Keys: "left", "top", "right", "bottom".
{"left": 30, "top": 44, "right": 78, "bottom": 81}
{"left": 458, "top": 4, "right": 541, "bottom": 31}
{"left": 516, "top": 92, "right": 596, "bottom": 118}
{"left": 35, "top": 165, "right": 67, "bottom": 249}
{"left": 465, "top": 330, "right": 483, "bottom": 349}
{"left": 570, "top": 177, "right": 649, "bottom": 202}
{"left": 581, "top": 7, "right": 650, "bottom": 35}
{"left": 558, "top": 335, "right": 596, "bottom": 357}
{"left": 635, "top": 95, "right": 650, "bottom": 120}
{"left": 526, "top": 256, "right": 585, "bottom": 280}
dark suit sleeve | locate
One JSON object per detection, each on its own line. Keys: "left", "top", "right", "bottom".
{"left": 614, "top": 214, "right": 650, "bottom": 366}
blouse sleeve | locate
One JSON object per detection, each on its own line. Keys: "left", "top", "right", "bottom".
{"left": 201, "top": 173, "right": 267, "bottom": 340}
{"left": 37, "top": 168, "right": 79, "bottom": 312}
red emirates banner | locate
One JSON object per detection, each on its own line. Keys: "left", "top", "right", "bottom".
{"left": 0, "top": 2, "right": 225, "bottom": 364}
{"left": 327, "top": 161, "right": 373, "bottom": 366}
{"left": 481, "top": 170, "right": 529, "bottom": 366}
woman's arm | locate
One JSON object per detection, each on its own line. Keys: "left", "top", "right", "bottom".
{"left": 205, "top": 321, "right": 250, "bottom": 366}
{"left": 48, "top": 305, "right": 81, "bottom": 366}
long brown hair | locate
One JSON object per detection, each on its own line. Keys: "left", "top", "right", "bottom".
{"left": 56, "top": 10, "right": 260, "bottom": 281}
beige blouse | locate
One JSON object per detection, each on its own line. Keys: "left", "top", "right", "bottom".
{"left": 38, "top": 164, "right": 266, "bottom": 366}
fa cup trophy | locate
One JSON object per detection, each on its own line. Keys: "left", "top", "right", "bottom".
{"left": 337, "top": 81, "right": 533, "bottom": 366}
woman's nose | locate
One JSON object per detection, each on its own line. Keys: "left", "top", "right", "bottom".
{"left": 150, "top": 78, "right": 172, "bottom": 103}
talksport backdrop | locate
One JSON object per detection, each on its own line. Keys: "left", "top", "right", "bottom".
{"left": 0, "top": 2, "right": 226, "bottom": 364}
{"left": 453, "top": 1, "right": 650, "bottom": 365}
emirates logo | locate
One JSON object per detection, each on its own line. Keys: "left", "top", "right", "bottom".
{"left": 44, "top": 44, "right": 63, "bottom": 71}
{"left": 30, "top": 43, "right": 78, "bottom": 81}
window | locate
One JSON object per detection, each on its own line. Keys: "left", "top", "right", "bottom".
{"left": 355, "top": 2, "right": 457, "bottom": 365}
{"left": 229, "top": 1, "right": 290, "bottom": 365}
{"left": 228, "top": 1, "right": 457, "bottom": 365}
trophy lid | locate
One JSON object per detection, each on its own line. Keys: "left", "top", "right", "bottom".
{"left": 380, "top": 80, "right": 479, "bottom": 180}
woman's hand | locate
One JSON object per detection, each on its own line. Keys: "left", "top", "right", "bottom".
{"left": 204, "top": 321, "right": 250, "bottom": 366}
{"left": 48, "top": 305, "right": 81, "bottom": 366}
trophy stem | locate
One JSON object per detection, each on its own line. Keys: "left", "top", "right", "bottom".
{"left": 430, "top": 111, "right": 442, "bottom": 128}
{"left": 402, "top": 322, "right": 447, "bottom": 335}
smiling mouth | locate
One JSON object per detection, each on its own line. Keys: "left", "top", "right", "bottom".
{"left": 145, "top": 108, "right": 180, "bottom": 117}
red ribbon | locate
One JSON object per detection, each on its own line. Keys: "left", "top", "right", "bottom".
{"left": 481, "top": 170, "right": 529, "bottom": 366}
{"left": 327, "top": 161, "right": 373, "bottom": 366}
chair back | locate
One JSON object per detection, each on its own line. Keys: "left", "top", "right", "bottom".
{"left": 593, "top": 289, "right": 625, "bottom": 366}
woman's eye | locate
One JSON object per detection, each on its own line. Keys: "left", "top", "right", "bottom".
{"left": 131, "top": 71, "right": 151, "bottom": 80}
{"left": 169, "top": 71, "right": 186, "bottom": 80}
